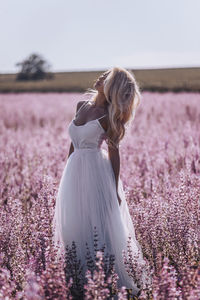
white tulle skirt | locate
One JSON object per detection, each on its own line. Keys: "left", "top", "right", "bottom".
{"left": 52, "top": 148, "right": 149, "bottom": 295}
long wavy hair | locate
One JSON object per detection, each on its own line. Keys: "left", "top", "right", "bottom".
{"left": 84, "top": 66, "right": 142, "bottom": 149}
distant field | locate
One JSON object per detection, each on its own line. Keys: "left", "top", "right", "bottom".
{"left": 0, "top": 67, "right": 200, "bottom": 93}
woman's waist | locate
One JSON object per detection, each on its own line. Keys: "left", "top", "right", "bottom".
{"left": 74, "top": 147, "right": 101, "bottom": 153}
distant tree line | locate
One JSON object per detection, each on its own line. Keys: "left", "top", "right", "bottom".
{"left": 15, "top": 53, "right": 54, "bottom": 81}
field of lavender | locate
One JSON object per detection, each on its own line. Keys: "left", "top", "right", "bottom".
{"left": 0, "top": 92, "right": 199, "bottom": 299}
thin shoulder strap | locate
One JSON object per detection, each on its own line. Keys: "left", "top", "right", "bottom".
{"left": 75, "top": 100, "right": 89, "bottom": 116}
{"left": 97, "top": 114, "right": 107, "bottom": 120}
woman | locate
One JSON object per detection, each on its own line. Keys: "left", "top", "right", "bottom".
{"left": 53, "top": 67, "right": 149, "bottom": 297}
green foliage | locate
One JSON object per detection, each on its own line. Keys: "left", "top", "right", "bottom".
{"left": 15, "top": 53, "right": 54, "bottom": 81}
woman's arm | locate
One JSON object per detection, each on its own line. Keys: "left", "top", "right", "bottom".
{"left": 67, "top": 100, "right": 85, "bottom": 159}
{"left": 108, "top": 145, "right": 121, "bottom": 205}
{"left": 108, "top": 145, "right": 120, "bottom": 193}
{"left": 67, "top": 142, "right": 74, "bottom": 158}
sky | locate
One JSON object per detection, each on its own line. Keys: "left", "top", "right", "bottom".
{"left": 1, "top": 0, "right": 200, "bottom": 73}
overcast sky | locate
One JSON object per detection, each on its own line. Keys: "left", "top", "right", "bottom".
{"left": 1, "top": 0, "right": 200, "bottom": 73}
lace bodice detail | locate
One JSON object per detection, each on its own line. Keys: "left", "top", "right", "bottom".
{"left": 68, "top": 101, "right": 107, "bottom": 150}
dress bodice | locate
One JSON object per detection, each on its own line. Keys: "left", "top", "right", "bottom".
{"left": 68, "top": 101, "right": 107, "bottom": 150}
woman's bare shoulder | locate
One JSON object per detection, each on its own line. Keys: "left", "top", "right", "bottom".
{"left": 99, "top": 113, "right": 109, "bottom": 133}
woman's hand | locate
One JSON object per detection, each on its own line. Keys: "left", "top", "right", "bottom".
{"left": 117, "top": 192, "right": 122, "bottom": 206}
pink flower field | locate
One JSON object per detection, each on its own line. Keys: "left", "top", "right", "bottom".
{"left": 0, "top": 92, "right": 199, "bottom": 299}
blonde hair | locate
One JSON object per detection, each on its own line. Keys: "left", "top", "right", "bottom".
{"left": 84, "top": 66, "right": 142, "bottom": 149}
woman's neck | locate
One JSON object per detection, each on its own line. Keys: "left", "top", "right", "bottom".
{"left": 92, "top": 93, "right": 108, "bottom": 109}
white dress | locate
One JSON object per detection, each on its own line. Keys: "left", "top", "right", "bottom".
{"left": 52, "top": 100, "right": 148, "bottom": 296}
